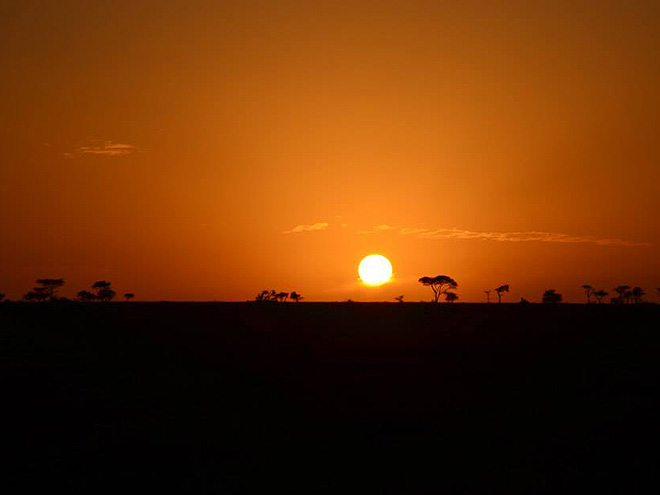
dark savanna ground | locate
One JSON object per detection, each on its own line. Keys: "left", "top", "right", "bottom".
{"left": 2, "top": 302, "right": 658, "bottom": 493}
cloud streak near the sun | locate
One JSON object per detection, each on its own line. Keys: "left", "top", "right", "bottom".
{"left": 357, "top": 224, "right": 397, "bottom": 234}
{"left": 282, "top": 222, "right": 329, "bottom": 234}
{"left": 283, "top": 221, "right": 648, "bottom": 246}
{"left": 65, "top": 140, "right": 144, "bottom": 157}
{"left": 365, "top": 226, "right": 648, "bottom": 247}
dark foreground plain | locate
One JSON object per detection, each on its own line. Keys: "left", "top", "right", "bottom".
{"left": 2, "top": 302, "right": 659, "bottom": 493}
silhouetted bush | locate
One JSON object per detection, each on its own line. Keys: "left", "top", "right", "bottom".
{"left": 542, "top": 290, "right": 563, "bottom": 304}
{"left": 255, "top": 289, "right": 300, "bottom": 302}
{"left": 77, "top": 290, "right": 96, "bottom": 302}
{"left": 445, "top": 292, "right": 458, "bottom": 303}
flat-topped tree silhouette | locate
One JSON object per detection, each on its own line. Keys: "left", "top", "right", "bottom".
{"left": 92, "top": 281, "right": 111, "bottom": 291}
{"left": 494, "top": 284, "right": 509, "bottom": 303}
{"left": 418, "top": 275, "right": 458, "bottom": 303}
{"left": 631, "top": 287, "right": 645, "bottom": 304}
{"left": 395, "top": 295, "right": 404, "bottom": 303}
{"left": 255, "top": 289, "right": 293, "bottom": 302}
{"left": 254, "top": 290, "right": 270, "bottom": 302}
{"left": 613, "top": 285, "right": 631, "bottom": 304}
{"left": 593, "top": 290, "right": 609, "bottom": 304}
{"left": 77, "top": 290, "right": 96, "bottom": 302}
{"left": 484, "top": 290, "right": 491, "bottom": 303}
{"left": 290, "top": 291, "right": 303, "bottom": 302}
{"left": 582, "top": 285, "right": 595, "bottom": 304}
{"left": 445, "top": 292, "right": 458, "bottom": 303}
{"left": 35, "top": 278, "right": 65, "bottom": 301}
{"left": 624, "top": 289, "right": 634, "bottom": 304}
{"left": 91, "top": 281, "right": 116, "bottom": 302}
{"left": 542, "top": 289, "right": 563, "bottom": 304}
{"left": 23, "top": 286, "right": 49, "bottom": 302}
{"left": 124, "top": 293, "right": 135, "bottom": 302}
{"left": 23, "top": 278, "right": 64, "bottom": 302}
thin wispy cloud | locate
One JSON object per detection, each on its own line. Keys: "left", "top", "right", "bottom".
{"left": 359, "top": 225, "right": 648, "bottom": 247}
{"left": 399, "top": 227, "right": 429, "bottom": 235}
{"left": 358, "top": 224, "right": 397, "bottom": 235}
{"left": 282, "top": 222, "right": 329, "bottom": 234}
{"left": 67, "top": 140, "right": 144, "bottom": 157}
{"left": 412, "top": 228, "right": 647, "bottom": 247}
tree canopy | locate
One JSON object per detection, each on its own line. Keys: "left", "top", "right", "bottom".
{"left": 418, "top": 275, "right": 458, "bottom": 303}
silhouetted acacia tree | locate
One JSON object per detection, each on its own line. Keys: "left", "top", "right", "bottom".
{"left": 124, "top": 293, "right": 135, "bottom": 302}
{"left": 445, "top": 292, "right": 458, "bottom": 303}
{"left": 290, "top": 291, "right": 303, "bottom": 302}
{"left": 582, "top": 285, "right": 595, "bottom": 304}
{"left": 494, "top": 284, "right": 509, "bottom": 303}
{"left": 90, "top": 281, "right": 116, "bottom": 302}
{"left": 395, "top": 295, "right": 404, "bottom": 303}
{"left": 542, "top": 290, "right": 563, "bottom": 304}
{"left": 276, "top": 292, "right": 289, "bottom": 302}
{"left": 625, "top": 289, "right": 634, "bottom": 303}
{"left": 613, "top": 285, "right": 631, "bottom": 304}
{"left": 255, "top": 289, "right": 286, "bottom": 302}
{"left": 33, "top": 279, "right": 65, "bottom": 301}
{"left": 98, "top": 288, "right": 116, "bottom": 302}
{"left": 77, "top": 290, "right": 96, "bottom": 302}
{"left": 418, "top": 275, "right": 458, "bottom": 303}
{"left": 593, "top": 290, "right": 608, "bottom": 304}
{"left": 254, "top": 290, "right": 269, "bottom": 302}
{"left": 92, "top": 281, "right": 111, "bottom": 291}
{"left": 23, "top": 287, "right": 49, "bottom": 302}
{"left": 484, "top": 290, "right": 491, "bottom": 303}
{"left": 631, "top": 287, "right": 645, "bottom": 304}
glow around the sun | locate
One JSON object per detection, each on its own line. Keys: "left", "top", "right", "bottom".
{"left": 358, "top": 254, "right": 393, "bottom": 286}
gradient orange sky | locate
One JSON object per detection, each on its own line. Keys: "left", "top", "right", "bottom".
{"left": 1, "top": 1, "right": 659, "bottom": 302}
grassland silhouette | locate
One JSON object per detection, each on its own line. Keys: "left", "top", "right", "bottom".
{"left": 2, "top": 296, "right": 658, "bottom": 493}
{"left": 1, "top": 274, "right": 656, "bottom": 304}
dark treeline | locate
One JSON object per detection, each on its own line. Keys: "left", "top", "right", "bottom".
{"left": 415, "top": 275, "right": 654, "bottom": 305}
{"left": 1, "top": 279, "right": 135, "bottom": 303}
{"left": 254, "top": 290, "right": 303, "bottom": 302}
{"left": 1, "top": 278, "right": 658, "bottom": 304}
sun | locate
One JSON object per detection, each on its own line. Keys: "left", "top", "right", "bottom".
{"left": 358, "top": 254, "right": 393, "bottom": 286}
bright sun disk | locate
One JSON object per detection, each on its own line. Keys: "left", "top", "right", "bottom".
{"left": 358, "top": 254, "right": 393, "bottom": 286}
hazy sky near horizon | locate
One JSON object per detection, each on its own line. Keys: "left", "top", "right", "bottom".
{"left": 1, "top": 0, "right": 659, "bottom": 302}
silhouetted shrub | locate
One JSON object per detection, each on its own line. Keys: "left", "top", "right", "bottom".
{"left": 542, "top": 290, "right": 563, "bottom": 304}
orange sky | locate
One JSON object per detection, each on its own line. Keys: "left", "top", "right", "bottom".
{"left": 1, "top": 1, "right": 659, "bottom": 302}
